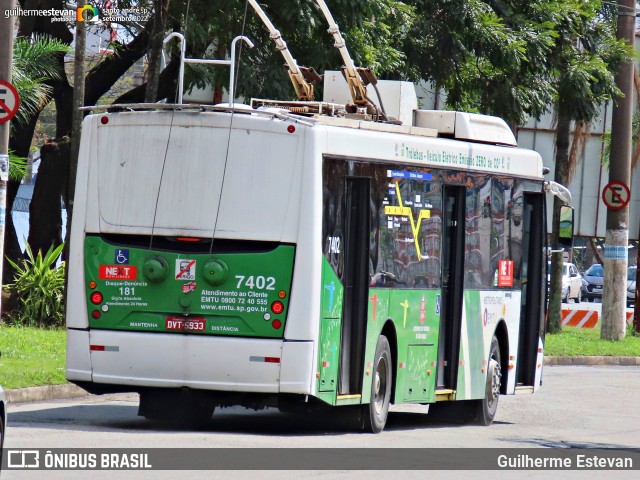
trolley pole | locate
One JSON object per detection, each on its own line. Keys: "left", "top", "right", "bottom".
{"left": 601, "top": 0, "right": 635, "bottom": 340}
{"left": 0, "top": 0, "right": 16, "bottom": 315}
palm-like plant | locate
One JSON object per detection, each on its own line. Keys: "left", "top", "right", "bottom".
{"left": 11, "top": 35, "right": 70, "bottom": 130}
{"left": 5, "top": 243, "right": 66, "bottom": 327}
{"left": 7, "top": 150, "right": 27, "bottom": 181}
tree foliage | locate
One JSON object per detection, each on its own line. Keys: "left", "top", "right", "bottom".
{"left": 174, "top": 0, "right": 413, "bottom": 101}
{"left": 5, "top": 243, "right": 66, "bottom": 328}
{"left": 11, "top": 35, "right": 70, "bottom": 129}
{"left": 7, "top": 0, "right": 633, "bottom": 278}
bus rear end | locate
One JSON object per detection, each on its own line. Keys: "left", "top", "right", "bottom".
{"left": 66, "top": 109, "right": 319, "bottom": 418}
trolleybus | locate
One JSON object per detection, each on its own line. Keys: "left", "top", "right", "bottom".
{"left": 65, "top": 12, "right": 571, "bottom": 430}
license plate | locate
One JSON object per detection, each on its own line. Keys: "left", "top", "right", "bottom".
{"left": 165, "top": 316, "right": 206, "bottom": 332}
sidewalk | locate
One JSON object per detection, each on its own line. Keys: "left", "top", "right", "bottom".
{"left": 6, "top": 356, "right": 640, "bottom": 403}
{"left": 543, "top": 356, "right": 640, "bottom": 366}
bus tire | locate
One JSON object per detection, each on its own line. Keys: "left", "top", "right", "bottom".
{"left": 476, "top": 335, "right": 502, "bottom": 426}
{"left": 363, "top": 335, "right": 392, "bottom": 433}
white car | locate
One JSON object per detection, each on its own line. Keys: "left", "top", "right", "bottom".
{"left": 628, "top": 266, "right": 637, "bottom": 308}
{"left": 548, "top": 262, "right": 583, "bottom": 303}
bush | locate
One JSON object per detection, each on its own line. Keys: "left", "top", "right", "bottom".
{"left": 5, "top": 243, "right": 65, "bottom": 327}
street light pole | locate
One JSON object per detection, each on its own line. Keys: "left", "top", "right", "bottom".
{"left": 0, "top": 0, "right": 16, "bottom": 316}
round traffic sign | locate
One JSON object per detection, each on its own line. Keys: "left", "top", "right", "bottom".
{"left": 602, "top": 181, "right": 631, "bottom": 211}
{"left": 0, "top": 80, "right": 20, "bottom": 125}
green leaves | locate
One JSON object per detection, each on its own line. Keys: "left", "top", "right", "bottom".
{"left": 11, "top": 35, "right": 70, "bottom": 129}
{"left": 5, "top": 243, "right": 66, "bottom": 328}
{"left": 7, "top": 150, "right": 28, "bottom": 182}
{"left": 399, "top": 0, "right": 630, "bottom": 128}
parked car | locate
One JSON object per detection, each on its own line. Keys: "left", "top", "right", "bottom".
{"left": 628, "top": 266, "right": 637, "bottom": 308}
{"left": 583, "top": 263, "right": 604, "bottom": 302}
{"left": 548, "top": 261, "right": 583, "bottom": 303}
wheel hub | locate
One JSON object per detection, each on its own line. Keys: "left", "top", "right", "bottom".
{"left": 489, "top": 358, "right": 502, "bottom": 400}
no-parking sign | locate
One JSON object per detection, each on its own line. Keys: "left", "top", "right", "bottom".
{"left": 602, "top": 181, "right": 631, "bottom": 211}
{"left": 0, "top": 80, "right": 20, "bottom": 125}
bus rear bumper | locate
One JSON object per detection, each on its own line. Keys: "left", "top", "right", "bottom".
{"left": 66, "top": 329, "right": 314, "bottom": 395}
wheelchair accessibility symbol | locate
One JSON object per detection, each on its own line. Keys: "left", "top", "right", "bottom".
{"left": 115, "top": 249, "right": 129, "bottom": 264}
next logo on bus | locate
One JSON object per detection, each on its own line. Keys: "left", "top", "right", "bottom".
{"left": 99, "top": 265, "right": 138, "bottom": 280}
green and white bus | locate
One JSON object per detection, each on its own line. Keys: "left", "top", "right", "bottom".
{"left": 66, "top": 89, "right": 566, "bottom": 432}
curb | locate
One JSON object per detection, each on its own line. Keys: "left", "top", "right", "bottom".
{"left": 6, "top": 384, "right": 90, "bottom": 404}
{"left": 545, "top": 356, "right": 640, "bottom": 366}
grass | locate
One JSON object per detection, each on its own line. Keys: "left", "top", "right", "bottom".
{"left": 0, "top": 324, "right": 638, "bottom": 390}
{"left": 545, "top": 326, "right": 640, "bottom": 357}
{"left": 0, "top": 325, "right": 67, "bottom": 389}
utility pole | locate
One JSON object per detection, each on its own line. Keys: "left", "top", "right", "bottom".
{"left": 0, "top": 0, "right": 16, "bottom": 316}
{"left": 68, "top": 0, "right": 86, "bottom": 240}
{"left": 601, "top": 0, "right": 635, "bottom": 341}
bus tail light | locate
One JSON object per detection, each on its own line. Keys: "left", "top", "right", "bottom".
{"left": 272, "top": 319, "right": 282, "bottom": 329}
{"left": 92, "top": 310, "right": 101, "bottom": 319}
{"left": 271, "top": 301, "right": 284, "bottom": 314}
{"left": 89, "top": 281, "right": 97, "bottom": 289}
{"left": 90, "top": 292, "right": 104, "bottom": 304}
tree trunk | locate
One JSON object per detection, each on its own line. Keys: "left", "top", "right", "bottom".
{"left": 588, "top": 237, "right": 604, "bottom": 265}
{"left": 547, "top": 109, "right": 572, "bottom": 333}
{"left": 115, "top": 59, "right": 179, "bottom": 104}
{"left": 4, "top": 112, "right": 41, "bottom": 280}
{"left": 28, "top": 137, "right": 69, "bottom": 254}
{"left": 145, "top": 0, "right": 170, "bottom": 103}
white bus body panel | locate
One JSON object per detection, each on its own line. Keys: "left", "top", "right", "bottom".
{"left": 67, "top": 116, "right": 95, "bottom": 330}
{"left": 90, "top": 112, "right": 302, "bottom": 242}
{"left": 66, "top": 329, "right": 92, "bottom": 382}
{"left": 76, "top": 329, "right": 314, "bottom": 394}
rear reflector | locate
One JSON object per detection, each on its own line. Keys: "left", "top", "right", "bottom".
{"left": 90, "top": 345, "right": 119, "bottom": 352}
{"left": 249, "top": 356, "right": 280, "bottom": 363}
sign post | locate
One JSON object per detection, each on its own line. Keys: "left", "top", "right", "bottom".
{"left": 0, "top": 0, "right": 17, "bottom": 316}
{"left": 0, "top": 79, "right": 20, "bottom": 125}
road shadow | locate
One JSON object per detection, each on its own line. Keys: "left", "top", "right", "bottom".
{"left": 502, "top": 437, "right": 637, "bottom": 450}
{"left": 8, "top": 402, "right": 509, "bottom": 436}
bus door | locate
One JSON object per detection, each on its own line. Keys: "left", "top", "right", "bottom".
{"left": 517, "top": 193, "right": 545, "bottom": 387}
{"left": 338, "top": 177, "right": 371, "bottom": 396}
{"left": 437, "top": 186, "right": 466, "bottom": 390}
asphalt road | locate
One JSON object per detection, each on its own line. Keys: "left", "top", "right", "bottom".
{"left": 3, "top": 365, "right": 640, "bottom": 479}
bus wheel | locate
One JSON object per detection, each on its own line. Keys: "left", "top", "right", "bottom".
{"left": 363, "top": 335, "right": 392, "bottom": 433}
{"left": 477, "top": 336, "right": 502, "bottom": 426}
